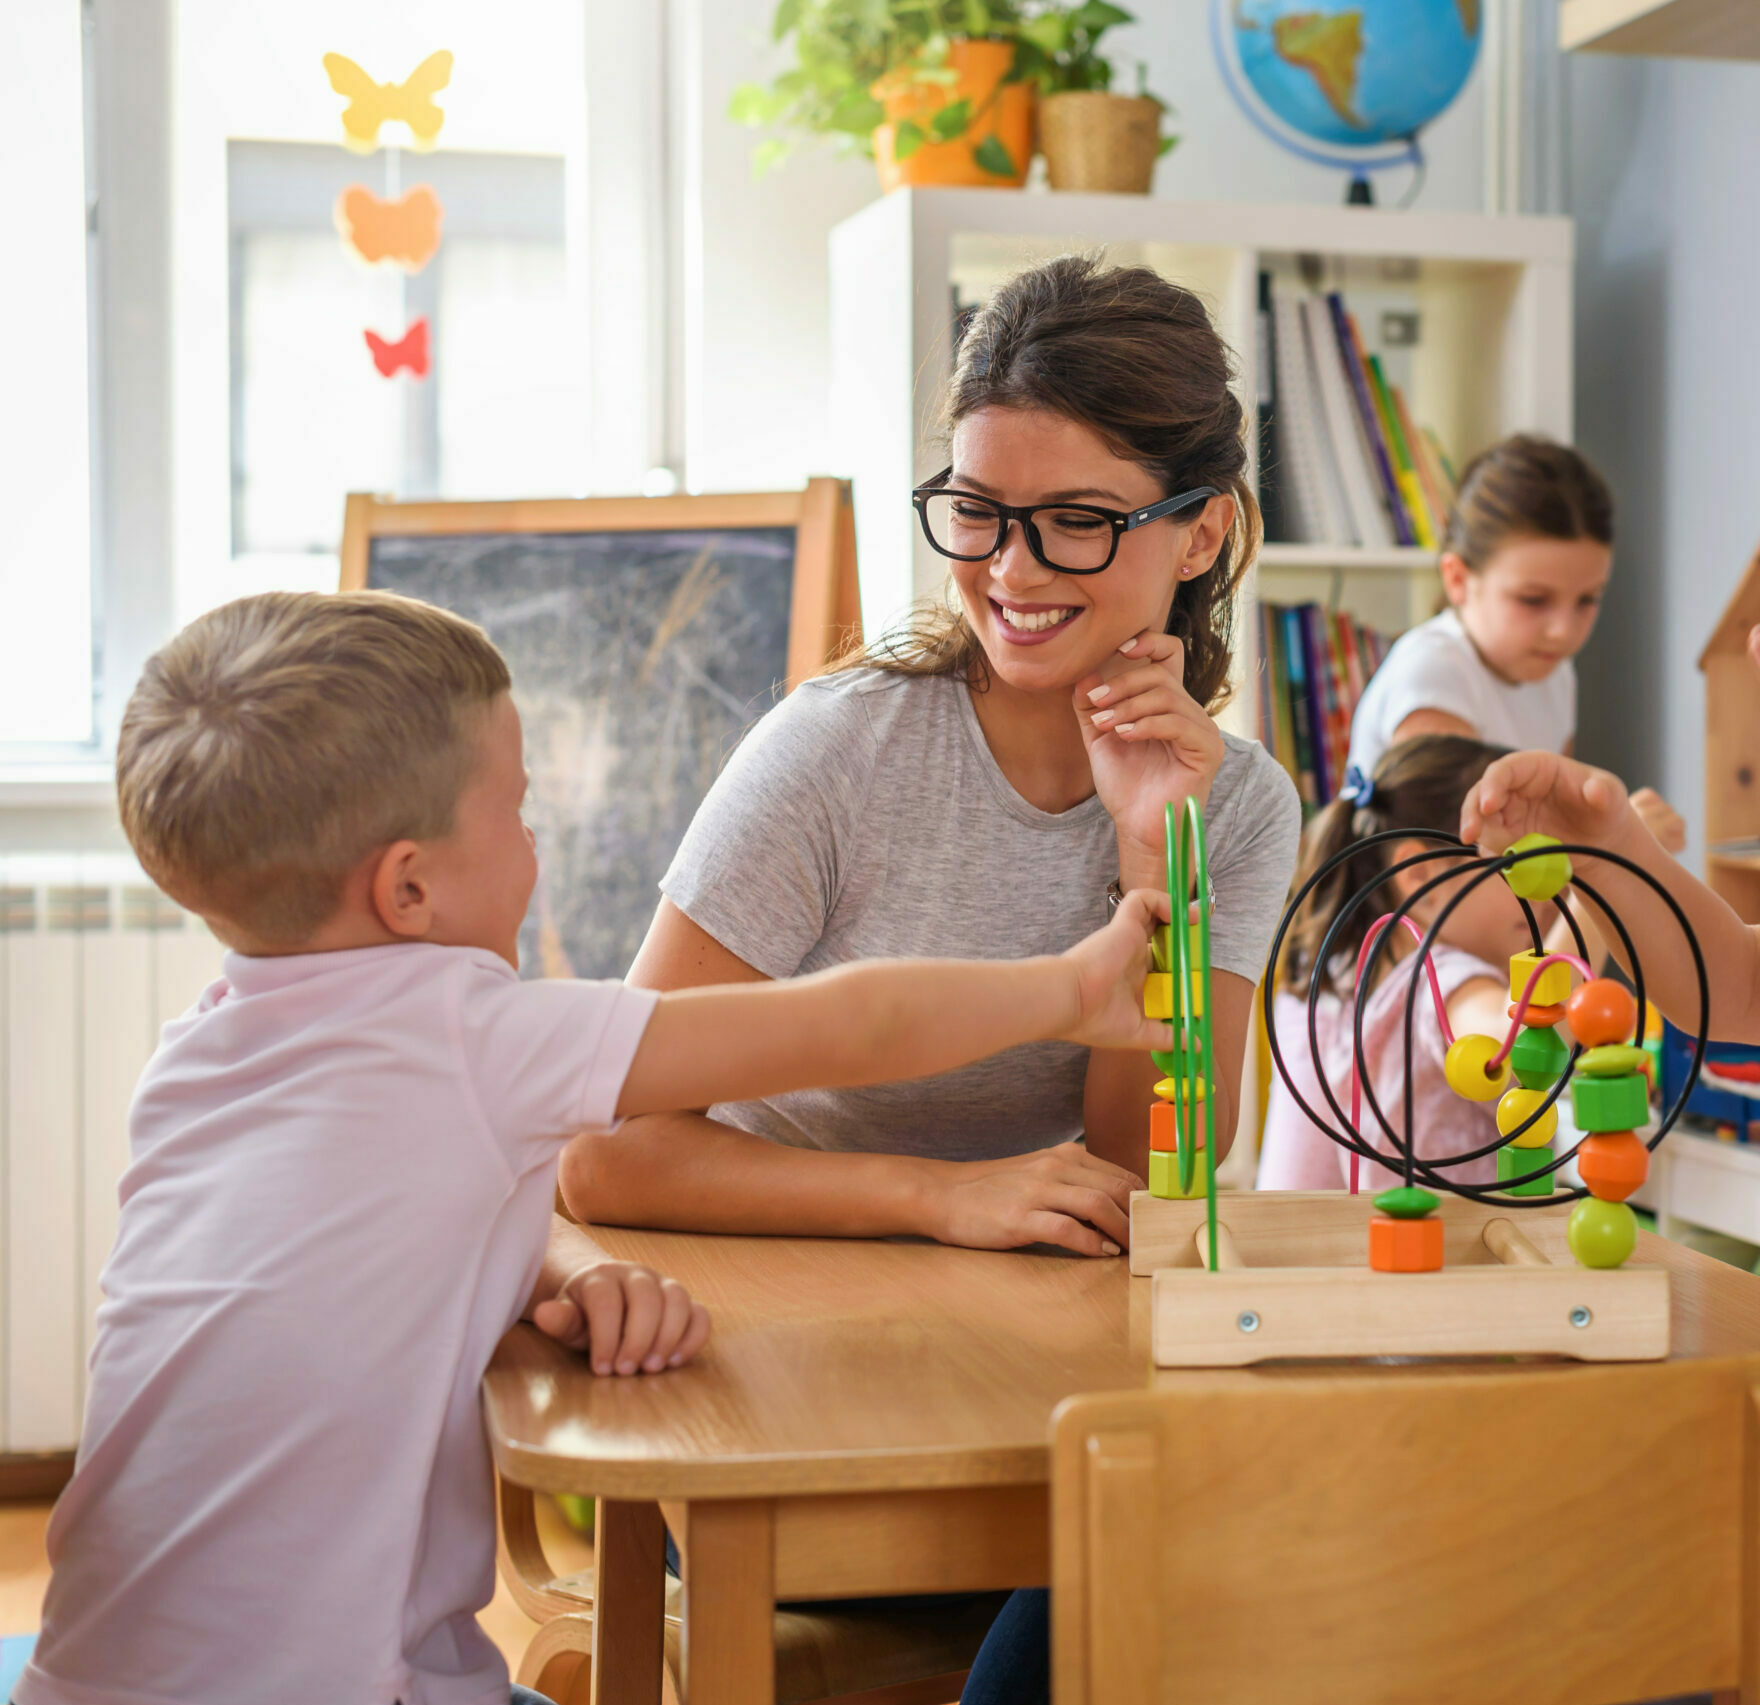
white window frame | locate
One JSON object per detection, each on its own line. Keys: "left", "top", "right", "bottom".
{"left": 2, "top": 0, "right": 677, "bottom": 795}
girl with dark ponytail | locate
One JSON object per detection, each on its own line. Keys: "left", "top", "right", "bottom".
{"left": 1258, "top": 733, "right": 1551, "bottom": 1193}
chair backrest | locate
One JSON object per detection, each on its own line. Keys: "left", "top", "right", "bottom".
{"left": 1051, "top": 1359, "right": 1760, "bottom": 1705}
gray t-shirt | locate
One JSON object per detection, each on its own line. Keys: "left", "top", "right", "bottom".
{"left": 660, "top": 667, "right": 1301, "bottom": 1160}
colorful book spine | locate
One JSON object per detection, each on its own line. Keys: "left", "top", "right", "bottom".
{"left": 1390, "top": 382, "right": 1449, "bottom": 546}
{"left": 1366, "top": 353, "right": 1438, "bottom": 550}
{"left": 1281, "top": 605, "right": 1318, "bottom": 807}
{"left": 1295, "top": 605, "right": 1334, "bottom": 803}
{"left": 1327, "top": 294, "right": 1414, "bottom": 547}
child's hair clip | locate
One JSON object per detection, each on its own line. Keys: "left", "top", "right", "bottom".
{"left": 1339, "top": 764, "right": 1375, "bottom": 808}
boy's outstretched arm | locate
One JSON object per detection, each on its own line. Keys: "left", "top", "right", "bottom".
{"left": 1463, "top": 750, "right": 1760, "bottom": 1041}
{"left": 614, "top": 889, "right": 1174, "bottom": 1120}
{"left": 525, "top": 1214, "right": 710, "bottom": 1377}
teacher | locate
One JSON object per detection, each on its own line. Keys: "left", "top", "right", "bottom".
{"left": 562, "top": 254, "right": 1300, "bottom": 1256}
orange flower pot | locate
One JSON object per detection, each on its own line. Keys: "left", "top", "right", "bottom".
{"left": 871, "top": 38, "right": 1033, "bottom": 193}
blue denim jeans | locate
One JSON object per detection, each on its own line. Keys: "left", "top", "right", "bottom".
{"left": 959, "top": 1587, "right": 1047, "bottom": 1705}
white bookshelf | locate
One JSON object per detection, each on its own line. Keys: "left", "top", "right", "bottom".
{"left": 828, "top": 189, "right": 1575, "bottom": 729}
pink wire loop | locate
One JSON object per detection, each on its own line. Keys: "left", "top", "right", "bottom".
{"left": 1488, "top": 952, "right": 1594, "bottom": 1068}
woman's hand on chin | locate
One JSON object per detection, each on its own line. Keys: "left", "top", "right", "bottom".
{"left": 1074, "top": 629, "right": 1225, "bottom": 880}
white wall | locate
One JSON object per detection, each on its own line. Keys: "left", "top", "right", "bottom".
{"left": 1563, "top": 44, "right": 1760, "bottom": 863}
{"left": 677, "top": 0, "right": 1492, "bottom": 496}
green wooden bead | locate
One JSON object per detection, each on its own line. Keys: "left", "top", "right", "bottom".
{"left": 1373, "top": 1186, "right": 1439, "bottom": 1219}
{"left": 1496, "top": 1143, "right": 1555, "bottom": 1196}
{"left": 1576, "top": 1044, "right": 1649, "bottom": 1078}
{"left": 1148, "top": 1146, "right": 1208, "bottom": 1201}
{"left": 1504, "top": 833, "right": 1573, "bottom": 903}
{"left": 1568, "top": 1197, "right": 1638, "bottom": 1269}
{"left": 1570, "top": 1072, "right": 1650, "bottom": 1133}
{"left": 1509, "top": 1025, "right": 1569, "bottom": 1090}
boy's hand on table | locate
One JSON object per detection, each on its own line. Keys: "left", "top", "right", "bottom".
{"left": 532, "top": 1261, "right": 711, "bottom": 1376}
{"left": 924, "top": 1142, "right": 1142, "bottom": 1258}
{"left": 1060, "top": 886, "right": 1176, "bottom": 1053}
{"left": 1461, "top": 750, "right": 1634, "bottom": 856}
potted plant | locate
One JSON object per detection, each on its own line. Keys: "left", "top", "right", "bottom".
{"left": 1017, "top": 1, "right": 1175, "bottom": 193}
{"left": 729, "top": 0, "right": 1035, "bottom": 192}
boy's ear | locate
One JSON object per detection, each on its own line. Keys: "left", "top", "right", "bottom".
{"left": 369, "top": 840, "right": 434, "bottom": 939}
{"left": 1438, "top": 551, "right": 1472, "bottom": 607}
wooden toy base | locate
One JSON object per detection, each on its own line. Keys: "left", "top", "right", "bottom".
{"left": 1130, "top": 1191, "right": 1670, "bottom": 1366}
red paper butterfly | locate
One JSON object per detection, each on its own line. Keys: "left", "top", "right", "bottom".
{"left": 364, "top": 318, "right": 429, "bottom": 378}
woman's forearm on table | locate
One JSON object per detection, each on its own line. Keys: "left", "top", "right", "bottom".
{"left": 560, "top": 1109, "right": 944, "bottom": 1240}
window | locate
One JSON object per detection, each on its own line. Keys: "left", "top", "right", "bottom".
{"left": 0, "top": 0, "right": 95, "bottom": 747}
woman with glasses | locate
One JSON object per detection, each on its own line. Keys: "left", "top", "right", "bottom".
{"left": 567, "top": 252, "right": 1298, "bottom": 1262}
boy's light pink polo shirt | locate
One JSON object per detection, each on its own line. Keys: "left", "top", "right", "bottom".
{"left": 20, "top": 942, "right": 655, "bottom": 1705}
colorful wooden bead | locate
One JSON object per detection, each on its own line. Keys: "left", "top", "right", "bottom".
{"left": 1369, "top": 1213, "right": 1445, "bottom": 1273}
{"left": 1576, "top": 1131, "right": 1649, "bottom": 1203}
{"left": 1149, "top": 1099, "right": 1207, "bottom": 1152}
{"left": 1444, "top": 1034, "right": 1510, "bottom": 1102}
{"left": 1153, "top": 1076, "right": 1207, "bottom": 1102}
{"left": 1570, "top": 1072, "right": 1650, "bottom": 1133}
{"left": 1567, "top": 1197, "right": 1638, "bottom": 1269}
{"left": 1187, "top": 971, "right": 1205, "bottom": 1020}
{"left": 1373, "top": 1186, "right": 1439, "bottom": 1219}
{"left": 1148, "top": 1146, "right": 1209, "bottom": 1200}
{"left": 1496, "top": 1143, "right": 1555, "bottom": 1196}
{"left": 1496, "top": 1086, "right": 1558, "bottom": 1149}
{"left": 1509, "top": 1025, "right": 1569, "bottom": 1090}
{"left": 1508, "top": 1000, "right": 1566, "bottom": 1027}
{"left": 1150, "top": 923, "right": 1172, "bottom": 973}
{"left": 1508, "top": 950, "right": 1571, "bottom": 1009}
{"left": 1504, "top": 833, "right": 1573, "bottom": 903}
{"left": 1144, "top": 973, "right": 1173, "bottom": 1019}
{"left": 1565, "top": 977, "right": 1638, "bottom": 1049}
{"left": 1576, "top": 1044, "right": 1649, "bottom": 1078}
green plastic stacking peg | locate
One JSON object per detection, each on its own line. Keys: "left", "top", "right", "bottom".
{"left": 1570, "top": 1072, "right": 1650, "bottom": 1133}
{"left": 1496, "top": 1143, "right": 1555, "bottom": 1196}
{"left": 1504, "top": 833, "right": 1573, "bottom": 903}
{"left": 1568, "top": 1197, "right": 1638, "bottom": 1268}
{"left": 1373, "top": 1186, "right": 1438, "bottom": 1219}
{"left": 1509, "top": 1025, "right": 1569, "bottom": 1090}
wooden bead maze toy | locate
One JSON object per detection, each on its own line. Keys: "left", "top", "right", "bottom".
{"left": 1129, "top": 816, "right": 1711, "bottom": 1367}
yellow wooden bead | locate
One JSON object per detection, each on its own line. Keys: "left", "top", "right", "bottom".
{"left": 1444, "top": 1033, "right": 1511, "bottom": 1102}
{"left": 1143, "top": 973, "right": 1173, "bottom": 1019}
{"left": 1153, "top": 1076, "right": 1207, "bottom": 1102}
{"left": 1188, "top": 971, "right": 1205, "bottom": 1019}
{"left": 1496, "top": 1086, "right": 1558, "bottom": 1149}
{"left": 1508, "top": 950, "right": 1570, "bottom": 1010}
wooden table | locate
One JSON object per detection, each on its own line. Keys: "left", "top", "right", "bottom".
{"left": 483, "top": 1222, "right": 1760, "bottom": 1705}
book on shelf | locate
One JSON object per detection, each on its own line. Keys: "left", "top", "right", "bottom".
{"left": 1259, "top": 599, "right": 1395, "bottom": 812}
{"left": 1258, "top": 283, "right": 1458, "bottom": 554}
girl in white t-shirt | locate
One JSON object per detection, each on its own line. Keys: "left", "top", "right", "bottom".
{"left": 1260, "top": 733, "right": 1551, "bottom": 1193}
{"left": 1346, "top": 434, "right": 1684, "bottom": 852}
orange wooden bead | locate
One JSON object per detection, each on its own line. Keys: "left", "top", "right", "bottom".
{"left": 1149, "top": 1099, "right": 1207, "bottom": 1154}
{"left": 1368, "top": 1213, "right": 1444, "bottom": 1273}
{"left": 1508, "top": 1000, "right": 1566, "bottom": 1027}
{"left": 1575, "top": 1131, "right": 1649, "bottom": 1203}
{"left": 1566, "top": 978, "right": 1639, "bottom": 1050}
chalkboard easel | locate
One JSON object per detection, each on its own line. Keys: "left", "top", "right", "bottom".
{"left": 336, "top": 480, "right": 860, "bottom": 979}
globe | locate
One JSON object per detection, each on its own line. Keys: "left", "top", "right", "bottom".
{"left": 1213, "top": 0, "right": 1481, "bottom": 170}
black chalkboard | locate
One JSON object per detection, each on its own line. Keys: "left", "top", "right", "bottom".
{"left": 342, "top": 486, "right": 856, "bottom": 979}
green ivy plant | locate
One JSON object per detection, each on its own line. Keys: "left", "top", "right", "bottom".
{"left": 729, "top": 0, "right": 1027, "bottom": 175}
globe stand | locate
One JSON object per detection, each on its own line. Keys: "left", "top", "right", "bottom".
{"left": 1346, "top": 175, "right": 1375, "bottom": 205}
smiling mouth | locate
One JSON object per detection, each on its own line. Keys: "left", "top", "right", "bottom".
{"left": 993, "top": 599, "right": 1080, "bottom": 634}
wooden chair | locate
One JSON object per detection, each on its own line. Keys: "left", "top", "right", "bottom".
{"left": 499, "top": 1478, "right": 1001, "bottom": 1705}
{"left": 1051, "top": 1358, "right": 1760, "bottom": 1704}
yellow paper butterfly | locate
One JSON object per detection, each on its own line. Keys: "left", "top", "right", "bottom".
{"left": 322, "top": 50, "right": 453, "bottom": 152}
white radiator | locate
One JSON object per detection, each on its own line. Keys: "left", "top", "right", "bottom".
{"left": 1, "top": 855, "right": 224, "bottom": 1454}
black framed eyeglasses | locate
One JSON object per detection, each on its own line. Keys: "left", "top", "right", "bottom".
{"left": 911, "top": 467, "right": 1220, "bottom": 575}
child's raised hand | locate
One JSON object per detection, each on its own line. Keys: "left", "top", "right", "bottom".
{"left": 532, "top": 1260, "right": 711, "bottom": 1376}
{"left": 1630, "top": 787, "right": 1687, "bottom": 854}
{"left": 1460, "top": 750, "right": 1631, "bottom": 854}
{"left": 1059, "top": 886, "right": 1177, "bottom": 1052}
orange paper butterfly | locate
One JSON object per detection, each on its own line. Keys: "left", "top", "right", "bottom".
{"left": 322, "top": 50, "right": 453, "bottom": 152}
{"left": 335, "top": 184, "right": 443, "bottom": 271}
{"left": 364, "top": 318, "right": 429, "bottom": 379}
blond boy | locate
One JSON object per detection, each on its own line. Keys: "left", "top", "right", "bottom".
{"left": 20, "top": 591, "right": 1171, "bottom": 1705}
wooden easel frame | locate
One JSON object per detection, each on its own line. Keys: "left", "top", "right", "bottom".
{"left": 338, "top": 478, "right": 862, "bottom": 689}
{"left": 1131, "top": 1190, "right": 1670, "bottom": 1365}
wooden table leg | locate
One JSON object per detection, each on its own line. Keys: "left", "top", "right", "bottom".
{"left": 681, "top": 1499, "right": 774, "bottom": 1705}
{"left": 591, "top": 1497, "right": 666, "bottom": 1705}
